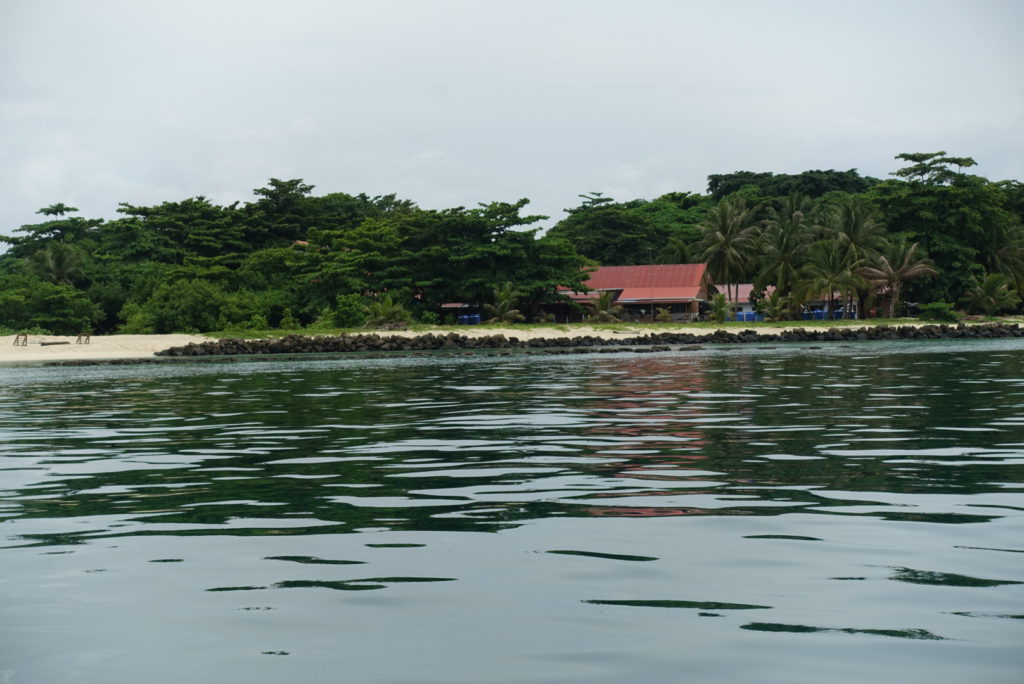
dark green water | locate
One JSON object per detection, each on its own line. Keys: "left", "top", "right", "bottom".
{"left": 2, "top": 340, "right": 1022, "bottom": 684}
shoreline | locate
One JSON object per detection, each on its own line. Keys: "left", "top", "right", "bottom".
{"left": 3, "top": 321, "right": 1021, "bottom": 366}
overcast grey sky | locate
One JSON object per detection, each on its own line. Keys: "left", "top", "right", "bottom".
{"left": 1, "top": 0, "right": 1021, "bottom": 234}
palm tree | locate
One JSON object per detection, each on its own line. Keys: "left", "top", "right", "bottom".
{"left": 26, "top": 243, "right": 85, "bottom": 286}
{"left": 984, "top": 222, "right": 1024, "bottom": 293}
{"left": 828, "top": 195, "right": 887, "bottom": 318}
{"left": 590, "top": 290, "right": 623, "bottom": 322}
{"left": 962, "top": 273, "right": 1021, "bottom": 316}
{"left": 756, "top": 193, "right": 813, "bottom": 300}
{"left": 758, "top": 290, "right": 789, "bottom": 322}
{"left": 708, "top": 292, "right": 729, "bottom": 323}
{"left": 483, "top": 282, "right": 526, "bottom": 324}
{"left": 699, "top": 195, "right": 759, "bottom": 303}
{"left": 796, "top": 240, "right": 861, "bottom": 318}
{"left": 858, "top": 241, "right": 937, "bottom": 319}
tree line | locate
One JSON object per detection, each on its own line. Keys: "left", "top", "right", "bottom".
{"left": 1, "top": 152, "right": 1021, "bottom": 334}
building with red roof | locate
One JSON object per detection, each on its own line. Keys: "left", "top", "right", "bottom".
{"left": 561, "top": 263, "right": 710, "bottom": 321}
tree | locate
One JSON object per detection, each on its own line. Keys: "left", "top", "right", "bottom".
{"left": 2, "top": 205, "right": 103, "bottom": 258}
{"left": 364, "top": 294, "right": 412, "bottom": 329}
{"left": 755, "top": 193, "right": 814, "bottom": 299}
{"left": 589, "top": 290, "right": 623, "bottom": 322}
{"left": 871, "top": 152, "right": 1015, "bottom": 303}
{"left": 699, "top": 195, "right": 759, "bottom": 302}
{"left": 547, "top": 192, "right": 710, "bottom": 266}
{"left": 26, "top": 243, "right": 86, "bottom": 286}
{"left": 796, "top": 240, "right": 861, "bottom": 317}
{"left": 706, "top": 168, "right": 877, "bottom": 200}
{"left": 962, "top": 274, "right": 1021, "bottom": 316}
{"left": 858, "top": 241, "right": 937, "bottom": 319}
{"left": 827, "top": 194, "right": 887, "bottom": 317}
{"left": 483, "top": 282, "right": 526, "bottom": 324}
{"left": 983, "top": 222, "right": 1024, "bottom": 293}
{"left": 708, "top": 292, "right": 729, "bottom": 323}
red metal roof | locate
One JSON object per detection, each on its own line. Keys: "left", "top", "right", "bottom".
{"left": 722, "top": 284, "right": 774, "bottom": 303}
{"left": 563, "top": 264, "right": 707, "bottom": 302}
{"left": 617, "top": 286, "right": 702, "bottom": 303}
{"left": 584, "top": 264, "right": 706, "bottom": 290}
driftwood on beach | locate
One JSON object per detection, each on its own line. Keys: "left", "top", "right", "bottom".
{"left": 154, "top": 323, "right": 1024, "bottom": 358}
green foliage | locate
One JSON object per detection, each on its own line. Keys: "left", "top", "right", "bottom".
{"left": 700, "top": 195, "right": 759, "bottom": 301}
{"left": 917, "top": 301, "right": 961, "bottom": 323}
{"left": 0, "top": 157, "right": 1019, "bottom": 337}
{"left": 483, "top": 282, "right": 526, "bottom": 324}
{"left": 709, "top": 293, "right": 729, "bottom": 323}
{"left": 130, "top": 279, "right": 229, "bottom": 333}
{"left": 858, "top": 241, "right": 937, "bottom": 318}
{"left": 757, "top": 291, "right": 789, "bottom": 322}
{"left": 331, "top": 294, "right": 368, "bottom": 328}
{"left": 707, "top": 169, "right": 877, "bottom": 201}
{"left": 278, "top": 308, "right": 300, "bottom": 330}
{"left": 25, "top": 243, "right": 86, "bottom": 286}
{"left": 589, "top": 291, "right": 623, "bottom": 322}
{"left": 364, "top": 294, "right": 412, "bottom": 329}
{"left": 871, "top": 152, "right": 1015, "bottom": 303}
{"left": 962, "top": 274, "right": 1021, "bottom": 316}
{"left": 655, "top": 307, "right": 672, "bottom": 323}
{"left": 547, "top": 191, "right": 710, "bottom": 266}
{"left": 418, "top": 310, "right": 439, "bottom": 325}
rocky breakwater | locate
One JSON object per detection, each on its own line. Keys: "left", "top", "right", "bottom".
{"left": 154, "top": 323, "right": 1024, "bottom": 358}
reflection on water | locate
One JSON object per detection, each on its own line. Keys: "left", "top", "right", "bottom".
{"left": 1, "top": 340, "right": 1022, "bottom": 684}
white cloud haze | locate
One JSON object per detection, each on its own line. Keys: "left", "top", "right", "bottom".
{"left": 1, "top": 0, "right": 1021, "bottom": 233}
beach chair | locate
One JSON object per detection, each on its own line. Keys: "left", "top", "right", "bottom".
{"left": 76, "top": 333, "right": 91, "bottom": 344}
{"left": 14, "top": 333, "right": 28, "bottom": 346}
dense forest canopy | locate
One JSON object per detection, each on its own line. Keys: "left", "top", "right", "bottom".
{"left": 1, "top": 152, "right": 1021, "bottom": 334}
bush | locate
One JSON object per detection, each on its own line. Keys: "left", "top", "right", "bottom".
{"left": 331, "top": 294, "right": 367, "bottom": 328}
{"left": 278, "top": 308, "right": 300, "bottom": 330}
{"left": 918, "top": 301, "right": 961, "bottom": 323}
{"left": 418, "top": 310, "right": 439, "bottom": 325}
{"left": 709, "top": 293, "right": 728, "bottom": 323}
{"left": 129, "top": 278, "right": 228, "bottom": 333}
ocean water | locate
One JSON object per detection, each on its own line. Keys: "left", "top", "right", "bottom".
{"left": 1, "top": 339, "right": 1022, "bottom": 684}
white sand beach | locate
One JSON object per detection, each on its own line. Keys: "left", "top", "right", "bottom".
{"left": 0, "top": 323, "right": 947, "bottom": 364}
{"left": 0, "top": 333, "right": 210, "bottom": 363}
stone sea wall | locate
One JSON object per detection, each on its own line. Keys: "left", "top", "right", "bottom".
{"left": 155, "top": 323, "right": 1024, "bottom": 358}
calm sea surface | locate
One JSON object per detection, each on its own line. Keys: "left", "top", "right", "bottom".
{"left": 1, "top": 339, "right": 1022, "bottom": 684}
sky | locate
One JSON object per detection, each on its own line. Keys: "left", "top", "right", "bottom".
{"left": 1, "top": 0, "right": 1022, "bottom": 235}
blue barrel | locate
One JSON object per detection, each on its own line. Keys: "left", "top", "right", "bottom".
{"left": 814, "top": 310, "right": 825, "bottom": 320}
{"left": 469, "top": 314, "right": 481, "bottom": 325}
{"left": 745, "top": 312, "right": 755, "bottom": 322}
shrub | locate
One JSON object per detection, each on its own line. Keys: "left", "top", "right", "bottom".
{"left": 331, "top": 294, "right": 367, "bottom": 328}
{"left": 278, "top": 308, "right": 300, "bottom": 330}
{"left": 917, "top": 301, "right": 961, "bottom": 323}
{"left": 132, "top": 278, "right": 228, "bottom": 333}
{"left": 709, "top": 293, "right": 728, "bottom": 323}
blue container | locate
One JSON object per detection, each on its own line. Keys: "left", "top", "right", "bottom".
{"left": 813, "top": 310, "right": 825, "bottom": 321}
{"left": 802, "top": 311, "right": 811, "bottom": 320}
{"left": 468, "top": 314, "right": 481, "bottom": 325}
{"left": 745, "top": 312, "right": 755, "bottom": 322}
